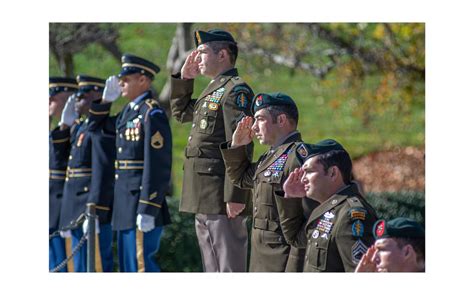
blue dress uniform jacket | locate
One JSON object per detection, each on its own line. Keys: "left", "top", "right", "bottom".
{"left": 89, "top": 91, "right": 172, "bottom": 231}
{"left": 57, "top": 117, "right": 116, "bottom": 229}
{"left": 49, "top": 128, "right": 71, "bottom": 231}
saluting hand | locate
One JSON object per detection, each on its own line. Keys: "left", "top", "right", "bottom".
{"left": 59, "top": 94, "right": 78, "bottom": 127}
{"left": 231, "top": 116, "right": 255, "bottom": 147}
{"left": 102, "top": 75, "right": 121, "bottom": 103}
{"left": 181, "top": 50, "right": 200, "bottom": 79}
{"left": 283, "top": 168, "right": 306, "bottom": 198}
{"left": 355, "top": 245, "right": 377, "bottom": 272}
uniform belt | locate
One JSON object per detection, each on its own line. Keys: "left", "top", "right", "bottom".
{"left": 253, "top": 217, "right": 279, "bottom": 231}
{"left": 66, "top": 167, "right": 92, "bottom": 178}
{"left": 49, "top": 169, "right": 66, "bottom": 180}
{"left": 185, "top": 147, "right": 222, "bottom": 158}
{"left": 115, "top": 160, "right": 144, "bottom": 170}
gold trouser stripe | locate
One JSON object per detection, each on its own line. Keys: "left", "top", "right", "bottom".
{"left": 52, "top": 137, "right": 70, "bottom": 144}
{"left": 95, "top": 233, "right": 103, "bottom": 272}
{"left": 136, "top": 230, "right": 145, "bottom": 272}
{"left": 89, "top": 109, "right": 110, "bottom": 115}
{"left": 65, "top": 237, "right": 74, "bottom": 272}
{"left": 139, "top": 200, "right": 162, "bottom": 208}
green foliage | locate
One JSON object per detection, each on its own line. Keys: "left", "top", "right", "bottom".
{"left": 365, "top": 191, "right": 425, "bottom": 226}
{"left": 156, "top": 197, "right": 203, "bottom": 272}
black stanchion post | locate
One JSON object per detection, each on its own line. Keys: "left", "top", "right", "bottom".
{"left": 86, "top": 203, "right": 96, "bottom": 272}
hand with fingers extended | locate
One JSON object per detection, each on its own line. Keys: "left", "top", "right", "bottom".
{"left": 226, "top": 202, "right": 245, "bottom": 219}
{"left": 231, "top": 116, "right": 255, "bottom": 147}
{"left": 102, "top": 75, "right": 121, "bottom": 103}
{"left": 283, "top": 168, "right": 306, "bottom": 198}
{"left": 355, "top": 245, "right": 377, "bottom": 272}
{"left": 181, "top": 50, "right": 200, "bottom": 79}
{"left": 59, "top": 94, "right": 78, "bottom": 127}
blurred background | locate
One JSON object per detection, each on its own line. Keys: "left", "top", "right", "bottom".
{"left": 49, "top": 23, "right": 425, "bottom": 271}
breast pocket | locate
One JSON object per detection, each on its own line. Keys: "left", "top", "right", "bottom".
{"left": 196, "top": 110, "right": 218, "bottom": 135}
{"left": 307, "top": 237, "right": 329, "bottom": 271}
{"left": 257, "top": 171, "right": 284, "bottom": 206}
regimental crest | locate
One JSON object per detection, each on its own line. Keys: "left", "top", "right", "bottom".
{"left": 375, "top": 220, "right": 385, "bottom": 237}
{"left": 297, "top": 144, "right": 308, "bottom": 158}
{"left": 351, "top": 239, "right": 368, "bottom": 264}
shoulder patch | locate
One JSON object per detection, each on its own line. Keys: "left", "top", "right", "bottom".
{"left": 232, "top": 85, "right": 252, "bottom": 109}
{"left": 151, "top": 131, "right": 164, "bottom": 149}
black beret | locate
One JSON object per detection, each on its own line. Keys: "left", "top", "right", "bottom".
{"left": 194, "top": 29, "right": 236, "bottom": 47}
{"left": 296, "top": 139, "right": 346, "bottom": 164}
{"left": 49, "top": 77, "right": 78, "bottom": 96}
{"left": 76, "top": 75, "right": 105, "bottom": 96}
{"left": 251, "top": 92, "right": 296, "bottom": 115}
{"left": 119, "top": 54, "right": 160, "bottom": 80}
{"left": 373, "top": 217, "right": 425, "bottom": 239}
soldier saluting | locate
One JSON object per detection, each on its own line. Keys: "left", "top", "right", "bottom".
{"left": 170, "top": 29, "right": 254, "bottom": 272}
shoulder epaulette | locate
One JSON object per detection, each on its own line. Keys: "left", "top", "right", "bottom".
{"left": 347, "top": 196, "right": 365, "bottom": 208}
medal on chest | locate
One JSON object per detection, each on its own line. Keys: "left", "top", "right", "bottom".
{"left": 204, "top": 87, "right": 225, "bottom": 104}
{"left": 126, "top": 118, "right": 141, "bottom": 141}
{"left": 314, "top": 210, "right": 336, "bottom": 240}
{"left": 263, "top": 153, "right": 288, "bottom": 179}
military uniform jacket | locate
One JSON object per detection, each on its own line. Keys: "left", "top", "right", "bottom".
{"left": 55, "top": 116, "right": 116, "bottom": 229}
{"left": 49, "top": 128, "right": 71, "bottom": 231}
{"left": 220, "top": 132, "right": 307, "bottom": 272}
{"left": 170, "top": 68, "right": 254, "bottom": 215}
{"left": 275, "top": 183, "right": 378, "bottom": 272}
{"left": 88, "top": 91, "right": 172, "bottom": 231}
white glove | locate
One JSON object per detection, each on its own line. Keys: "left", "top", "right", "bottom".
{"left": 82, "top": 218, "right": 100, "bottom": 235}
{"left": 102, "top": 76, "right": 121, "bottom": 102}
{"left": 136, "top": 213, "right": 155, "bottom": 233}
{"left": 59, "top": 94, "right": 78, "bottom": 127}
{"left": 59, "top": 230, "right": 71, "bottom": 238}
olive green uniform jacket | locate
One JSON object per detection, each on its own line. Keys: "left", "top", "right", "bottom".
{"left": 275, "top": 183, "right": 378, "bottom": 272}
{"left": 170, "top": 68, "right": 254, "bottom": 215}
{"left": 220, "top": 132, "right": 308, "bottom": 272}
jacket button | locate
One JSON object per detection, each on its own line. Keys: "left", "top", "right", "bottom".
{"left": 118, "top": 147, "right": 122, "bottom": 153}
{"left": 139, "top": 186, "right": 143, "bottom": 190}
{"left": 69, "top": 155, "right": 73, "bottom": 160}
{"left": 254, "top": 207, "right": 257, "bottom": 212}
{"left": 208, "top": 167, "right": 212, "bottom": 172}
{"left": 188, "top": 136, "right": 192, "bottom": 142}
{"left": 115, "top": 174, "right": 119, "bottom": 180}
{"left": 192, "top": 123, "right": 195, "bottom": 128}
{"left": 84, "top": 186, "right": 89, "bottom": 192}
{"left": 119, "top": 133, "right": 123, "bottom": 138}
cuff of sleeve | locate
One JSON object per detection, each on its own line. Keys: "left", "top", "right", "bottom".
{"left": 137, "top": 200, "right": 162, "bottom": 217}
{"left": 89, "top": 101, "right": 112, "bottom": 115}
{"left": 51, "top": 126, "right": 70, "bottom": 143}
{"left": 220, "top": 141, "right": 248, "bottom": 162}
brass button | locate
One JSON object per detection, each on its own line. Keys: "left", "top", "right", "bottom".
{"left": 119, "top": 133, "right": 123, "bottom": 138}
{"left": 139, "top": 186, "right": 143, "bottom": 190}
{"left": 118, "top": 147, "right": 122, "bottom": 153}
{"left": 192, "top": 123, "right": 195, "bottom": 128}
{"left": 188, "top": 136, "right": 192, "bottom": 142}
{"left": 207, "top": 167, "right": 212, "bottom": 172}
{"left": 254, "top": 207, "right": 257, "bottom": 212}
{"left": 69, "top": 155, "right": 73, "bottom": 160}
{"left": 84, "top": 186, "right": 89, "bottom": 192}
{"left": 115, "top": 174, "right": 119, "bottom": 180}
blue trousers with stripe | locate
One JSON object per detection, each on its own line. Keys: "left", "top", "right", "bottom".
{"left": 49, "top": 233, "right": 67, "bottom": 272}
{"left": 70, "top": 223, "right": 114, "bottom": 272}
{"left": 117, "top": 226, "right": 164, "bottom": 272}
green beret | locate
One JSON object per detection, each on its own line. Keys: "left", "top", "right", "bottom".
{"left": 251, "top": 92, "right": 296, "bottom": 115}
{"left": 373, "top": 217, "right": 425, "bottom": 239}
{"left": 194, "top": 29, "right": 236, "bottom": 47}
{"left": 296, "top": 139, "right": 346, "bottom": 163}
